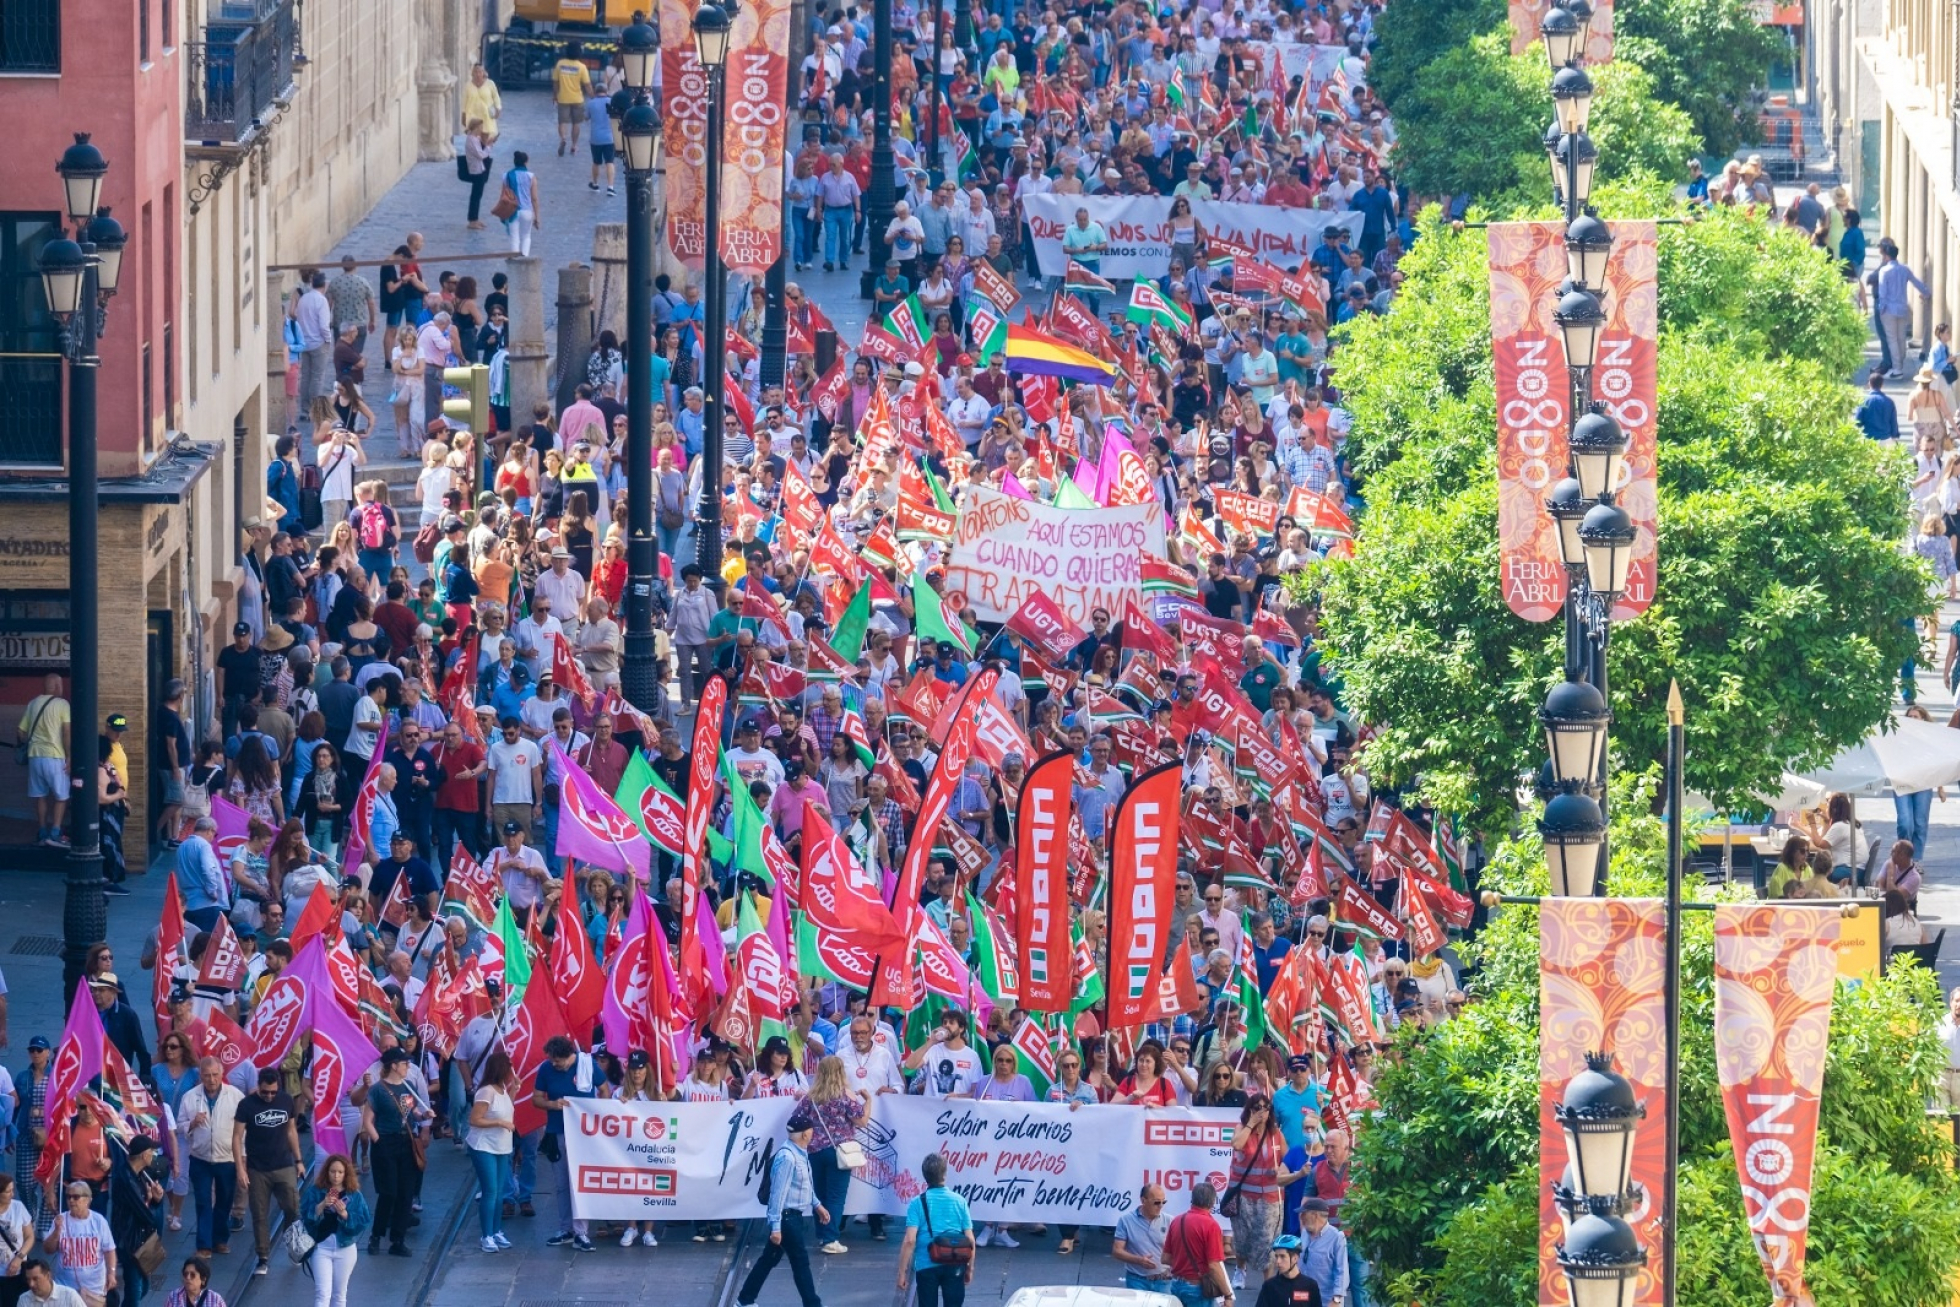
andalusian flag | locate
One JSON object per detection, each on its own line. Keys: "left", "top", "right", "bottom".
{"left": 1127, "top": 281, "right": 1193, "bottom": 335}
{"left": 1055, "top": 475, "right": 1099, "bottom": 510}
{"left": 1240, "top": 102, "right": 1259, "bottom": 139}
{"left": 913, "top": 578, "right": 972, "bottom": 657}
{"left": 1087, "top": 688, "right": 1144, "bottom": 727}
{"left": 494, "top": 896, "right": 532, "bottom": 1004}
{"left": 1069, "top": 919, "right": 1105, "bottom": 1015}
{"left": 1166, "top": 66, "right": 1189, "bottom": 109}
{"left": 1233, "top": 925, "right": 1267, "bottom": 1048}
{"left": 1008, "top": 1016, "right": 1057, "bottom": 1098}
{"left": 967, "top": 297, "right": 1008, "bottom": 360}
{"left": 831, "top": 583, "right": 872, "bottom": 661}
{"left": 967, "top": 892, "right": 1019, "bottom": 1005}
{"left": 885, "top": 294, "right": 929, "bottom": 351}
{"left": 1065, "top": 260, "right": 1117, "bottom": 298}
{"left": 841, "top": 708, "right": 877, "bottom": 770}
{"left": 958, "top": 137, "right": 979, "bottom": 181}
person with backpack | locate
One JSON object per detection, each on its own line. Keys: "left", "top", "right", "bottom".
{"left": 352, "top": 482, "right": 399, "bottom": 582}
{"left": 734, "top": 1110, "right": 827, "bottom": 1307}
{"left": 268, "top": 435, "right": 303, "bottom": 535}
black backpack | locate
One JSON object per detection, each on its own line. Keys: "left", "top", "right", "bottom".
{"left": 756, "top": 1140, "right": 777, "bottom": 1204}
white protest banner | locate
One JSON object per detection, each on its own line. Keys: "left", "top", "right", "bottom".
{"left": 846, "top": 1097, "right": 1142, "bottom": 1225}
{"left": 943, "top": 485, "right": 1168, "bottom": 628}
{"left": 1022, "top": 195, "right": 1361, "bottom": 281}
{"left": 1141, "top": 1108, "right": 1242, "bottom": 1217}
{"left": 564, "top": 1097, "right": 796, "bottom": 1221}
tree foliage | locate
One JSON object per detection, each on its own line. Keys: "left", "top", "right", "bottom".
{"left": 1385, "top": 33, "right": 1700, "bottom": 205}
{"left": 1367, "top": 0, "right": 1505, "bottom": 112}
{"left": 1348, "top": 790, "right": 1960, "bottom": 1307}
{"left": 1304, "top": 205, "right": 1924, "bottom": 833}
{"left": 1614, "top": 0, "right": 1784, "bottom": 158}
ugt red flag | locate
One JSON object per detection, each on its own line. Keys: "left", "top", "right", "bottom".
{"left": 508, "top": 965, "right": 576, "bottom": 1132}
{"left": 552, "top": 903, "right": 606, "bottom": 1037}
{"left": 1015, "top": 750, "right": 1077, "bottom": 1013}
{"left": 1105, "top": 761, "right": 1182, "bottom": 1028}
{"left": 1005, "top": 590, "right": 1088, "bottom": 665}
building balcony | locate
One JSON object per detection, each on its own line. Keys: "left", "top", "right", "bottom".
{"left": 184, "top": 0, "right": 298, "bottom": 146}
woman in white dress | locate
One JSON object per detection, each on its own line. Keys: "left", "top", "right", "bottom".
{"left": 392, "top": 341, "right": 426, "bottom": 456}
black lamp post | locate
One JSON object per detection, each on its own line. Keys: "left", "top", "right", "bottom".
{"left": 618, "top": 20, "right": 663, "bottom": 718}
{"left": 39, "top": 132, "right": 124, "bottom": 1000}
{"left": 861, "top": 0, "right": 896, "bottom": 299}
{"left": 692, "top": 0, "right": 735, "bottom": 593}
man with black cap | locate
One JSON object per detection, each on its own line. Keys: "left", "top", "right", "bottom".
{"left": 382, "top": 720, "right": 446, "bottom": 860}
{"left": 370, "top": 831, "right": 441, "bottom": 925}
{"left": 360, "top": 1046, "right": 424, "bottom": 1257}
{"left": 215, "top": 622, "right": 262, "bottom": 742}
{"left": 235, "top": 1068, "right": 300, "bottom": 1276}
{"left": 734, "top": 1109, "right": 826, "bottom": 1307}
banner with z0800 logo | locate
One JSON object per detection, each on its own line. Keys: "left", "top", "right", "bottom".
{"left": 564, "top": 1097, "right": 796, "bottom": 1221}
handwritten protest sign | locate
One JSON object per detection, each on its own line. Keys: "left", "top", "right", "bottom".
{"left": 945, "top": 486, "right": 1167, "bottom": 629}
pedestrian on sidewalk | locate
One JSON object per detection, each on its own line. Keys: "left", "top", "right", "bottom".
{"left": 1870, "top": 238, "right": 1931, "bottom": 380}
{"left": 529, "top": 1036, "right": 595, "bottom": 1251}
{"left": 503, "top": 153, "right": 541, "bottom": 258}
{"left": 464, "top": 1051, "right": 518, "bottom": 1254}
{"left": 179, "top": 1057, "right": 245, "bottom": 1260}
{"left": 299, "top": 1155, "right": 370, "bottom": 1307}
{"left": 238, "top": 1068, "right": 301, "bottom": 1277}
{"left": 358, "top": 1047, "right": 424, "bottom": 1258}
{"left": 735, "top": 1111, "right": 828, "bottom": 1307}
{"left": 896, "top": 1152, "right": 973, "bottom": 1307}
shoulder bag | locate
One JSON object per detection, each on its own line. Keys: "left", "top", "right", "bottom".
{"left": 921, "top": 1191, "right": 973, "bottom": 1265}
{"left": 1217, "top": 1123, "right": 1268, "bottom": 1219}
{"left": 12, "top": 697, "right": 50, "bottom": 767}
{"left": 1167, "top": 1212, "right": 1233, "bottom": 1301}
{"left": 490, "top": 171, "right": 521, "bottom": 222}
{"left": 281, "top": 1213, "right": 318, "bottom": 1264}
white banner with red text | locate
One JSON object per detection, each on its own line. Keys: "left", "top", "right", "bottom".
{"left": 565, "top": 1097, "right": 796, "bottom": 1222}
{"left": 942, "top": 485, "right": 1168, "bottom": 629}
{"left": 1021, "top": 195, "right": 1363, "bottom": 282}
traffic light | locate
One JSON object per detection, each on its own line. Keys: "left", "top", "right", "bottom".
{"left": 443, "top": 363, "right": 490, "bottom": 504}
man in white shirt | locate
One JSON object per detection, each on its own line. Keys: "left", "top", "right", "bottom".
{"left": 485, "top": 820, "right": 550, "bottom": 921}
{"left": 180, "top": 1056, "right": 246, "bottom": 1258}
{"left": 533, "top": 551, "right": 587, "bottom": 635}
{"left": 837, "top": 1014, "right": 904, "bottom": 1100}
{"left": 294, "top": 273, "right": 336, "bottom": 422}
{"left": 725, "top": 718, "right": 787, "bottom": 800}
{"left": 945, "top": 374, "right": 992, "bottom": 448}
{"left": 903, "top": 1009, "right": 981, "bottom": 1098}
{"left": 511, "top": 600, "right": 565, "bottom": 681}
{"left": 418, "top": 311, "right": 458, "bottom": 435}
{"left": 486, "top": 719, "right": 544, "bottom": 835}
{"left": 314, "top": 426, "right": 366, "bottom": 534}
{"left": 1239, "top": 332, "right": 1280, "bottom": 406}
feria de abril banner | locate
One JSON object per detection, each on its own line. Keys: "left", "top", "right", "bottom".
{"left": 658, "top": 0, "right": 787, "bottom": 272}
{"left": 565, "top": 1096, "right": 1242, "bottom": 1226}
{"left": 1488, "top": 220, "right": 1656, "bottom": 623}
{"left": 1713, "top": 904, "right": 1839, "bottom": 1307}
{"left": 1510, "top": 0, "right": 1613, "bottom": 62}
{"left": 1538, "top": 898, "right": 1668, "bottom": 1307}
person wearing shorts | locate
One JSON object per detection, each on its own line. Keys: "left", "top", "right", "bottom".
{"left": 585, "top": 85, "right": 617, "bottom": 195}
{"left": 552, "top": 48, "right": 592, "bottom": 154}
{"left": 17, "top": 673, "right": 69, "bottom": 847}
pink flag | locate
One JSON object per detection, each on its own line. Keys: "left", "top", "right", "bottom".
{"left": 38, "top": 982, "right": 107, "bottom": 1182}
{"left": 303, "top": 990, "right": 382, "bottom": 1158}
{"left": 1001, "top": 471, "right": 1034, "bottom": 501}
{"left": 765, "top": 881, "right": 797, "bottom": 991}
{"left": 696, "top": 892, "right": 730, "bottom": 1000}
{"left": 600, "top": 892, "right": 656, "bottom": 1059}
{"left": 209, "top": 793, "right": 255, "bottom": 865}
{"left": 549, "top": 741, "right": 652, "bottom": 880}
{"left": 247, "top": 935, "right": 330, "bottom": 1070}
{"left": 1071, "top": 452, "right": 1103, "bottom": 503}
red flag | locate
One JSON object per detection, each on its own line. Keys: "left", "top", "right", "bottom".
{"left": 680, "top": 676, "right": 728, "bottom": 984}
{"left": 1015, "top": 751, "right": 1077, "bottom": 1013}
{"left": 1336, "top": 879, "right": 1403, "bottom": 941}
{"left": 508, "top": 966, "right": 577, "bottom": 1133}
{"left": 553, "top": 905, "right": 606, "bottom": 1036}
{"left": 780, "top": 459, "right": 823, "bottom": 536}
{"left": 741, "top": 583, "right": 795, "bottom": 639}
{"left": 1106, "top": 761, "right": 1182, "bottom": 1028}
{"left": 289, "top": 881, "right": 340, "bottom": 951}
{"left": 1402, "top": 873, "right": 1448, "bottom": 957}
{"left": 811, "top": 357, "right": 851, "bottom": 422}
{"left": 156, "top": 875, "right": 186, "bottom": 1034}
{"left": 1142, "top": 950, "right": 1204, "bottom": 1025}
{"left": 550, "top": 632, "right": 597, "bottom": 708}
{"left": 1005, "top": 590, "right": 1089, "bottom": 664}
{"left": 186, "top": 1009, "right": 253, "bottom": 1080}
{"left": 378, "top": 866, "right": 414, "bottom": 929}
{"left": 197, "top": 913, "right": 248, "bottom": 993}
{"left": 724, "top": 380, "right": 757, "bottom": 435}
{"left": 1122, "top": 596, "right": 1180, "bottom": 665}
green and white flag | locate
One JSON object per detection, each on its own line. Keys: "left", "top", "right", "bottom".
{"left": 967, "top": 296, "right": 1007, "bottom": 360}
{"left": 614, "top": 749, "right": 684, "bottom": 857}
{"left": 1127, "top": 280, "right": 1193, "bottom": 335}
{"left": 885, "top": 294, "right": 929, "bottom": 350}
{"left": 1008, "top": 1016, "right": 1057, "bottom": 1098}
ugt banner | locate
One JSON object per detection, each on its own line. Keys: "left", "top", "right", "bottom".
{"left": 1140, "top": 1108, "right": 1241, "bottom": 1218}
{"left": 846, "top": 1098, "right": 1142, "bottom": 1225}
{"left": 565, "top": 1097, "right": 796, "bottom": 1221}
{"left": 1537, "top": 898, "right": 1667, "bottom": 1307}
{"left": 1487, "top": 221, "right": 1656, "bottom": 623}
{"left": 1713, "top": 905, "right": 1839, "bottom": 1307}
{"left": 1020, "top": 195, "right": 1362, "bottom": 281}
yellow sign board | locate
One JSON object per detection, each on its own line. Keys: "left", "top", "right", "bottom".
{"left": 1835, "top": 907, "right": 1881, "bottom": 983}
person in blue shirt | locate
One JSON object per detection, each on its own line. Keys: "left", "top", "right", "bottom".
{"left": 1270, "top": 1056, "right": 1324, "bottom": 1154}
{"left": 897, "top": 1151, "right": 974, "bottom": 1307}
{"left": 1855, "top": 369, "right": 1901, "bottom": 442}
{"left": 1252, "top": 914, "right": 1293, "bottom": 994}
{"left": 1684, "top": 159, "right": 1710, "bottom": 205}
{"left": 530, "top": 1035, "right": 597, "bottom": 1251}
{"left": 1297, "top": 1198, "right": 1349, "bottom": 1305}
{"left": 735, "top": 1112, "right": 826, "bottom": 1307}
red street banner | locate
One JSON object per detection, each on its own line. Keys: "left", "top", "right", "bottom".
{"left": 658, "top": 0, "right": 708, "bottom": 269}
{"left": 1538, "top": 898, "right": 1666, "bottom": 1307}
{"left": 1015, "top": 751, "right": 1077, "bottom": 1012}
{"left": 1106, "top": 761, "right": 1182, "bottom": 1027}
{"left": 1713, "top": 904, "right": 1839, "bottom": 1306}
{"left": 664, "top": 0, "right": 789, "bottom": 271}
{"left": 1488, "top": 220, "right": 1655, "bottom": 621}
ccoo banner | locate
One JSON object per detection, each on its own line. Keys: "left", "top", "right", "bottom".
{"left": 1713, "top": 905, "right": 1838, "bottom": 1306}
{"left": 1537, "top": 898, "right": 1667, "bottom": 1307}
{"left": 1021, "top": 195, "right": 1362, "bottom": 282}
{"left": 564, "top": 1097, "right": 796, "bottom": 1221}
{"left": 1487, "top": 221, "right": 1655, "bottom": 623}
{"left": 1139, "top": 1108, "right": 1241, "bottom": 1218}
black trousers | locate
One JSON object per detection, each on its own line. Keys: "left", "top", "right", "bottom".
{"left": 371, "top": 1134, "right": 418, "bottom": 1246}
{"left": 738, "top": 1209, "right": 821, "bottom": 1307}
{"left": 917, "top": 1264, "right": 967, "bottom": 1307}
{"left": 467, "top": 171, "right": 490, "bottom": 221}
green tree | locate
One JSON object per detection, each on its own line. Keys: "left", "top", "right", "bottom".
{"left": 1367, "top": 0, "right": 1506, "bottom": 120}
{"left": 1348, "top": 791, "right": 1960, "bottom": 1307}
{"left": 1385, "top": 34, "right": 1700, "bottom": 206}
{"left": 1614, "top": 0, "right": 1783, "bottom": 158}
{"left": 1306, "top": 207, "right": 1923, "bottom": 832}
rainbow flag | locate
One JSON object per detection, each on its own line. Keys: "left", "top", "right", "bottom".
{"left": 1003, "top": 323, "right": 1119, "bottom": 385}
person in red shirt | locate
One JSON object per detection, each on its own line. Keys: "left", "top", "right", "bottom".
{"left": 431, "top": 718, "right": 488, "bottom": 863}
{"left": 843, "top": 141, "right": 874, "bottom": 254}
{"left": 374, "top": 581, "right": 421, "bottom": 654}
{"left": 576, "top": 712, "right": 630, "bottom": 795}
{"left": 1165, "top": 1184, "right": 1234, "bottom": 1306}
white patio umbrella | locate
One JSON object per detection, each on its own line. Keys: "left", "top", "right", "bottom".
{"left": 1766, "top": 714, "right": 1960, "bottom": 801}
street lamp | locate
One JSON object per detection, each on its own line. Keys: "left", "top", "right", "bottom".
{"left": 1540, "top": 676, "right": 1610, "bottom": 790}
{"left": 1564, "top": 212, "right": 1614, "bottom": 288}
{"left": 1552, "top": 64, "right": 1595, "bottom": 134}
{"left": 40, "top": 132, "right": 120, "bottom": 999}
{"left": 1569, "top": 403, "right": 1628, "bottom": 501}
{"left": 1579, "top": 500, "right": 1637, "bottom": 601}
{"left": 1540, "top": 4, "right": 1584, "bottom": 68}
{"left": 692, "top": 0, "right": 735, "bottom": 593}
{"left": 1554, "top": 288, "right": 1608, "bottom": 370}
{"left": 617, "top": 22, "right": 664, "bottom": 718}
{"left": 1555, "top": 1052, "right": 1645, "bottom": 1199}
{"left": 1547, "top": 477, "right": 1590, "bottom": 569}
{"left": 1556, "top": 1198, "right": 1647, "bottom": 1307}
{"left": 1550, "top": 131, "right": 1599, "bottom": 213}
{"left": 1540, "top": 790, "right": 1606, "bottom": 896}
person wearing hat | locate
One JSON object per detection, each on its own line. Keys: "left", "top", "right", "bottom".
{"left": 89, "top": 973, "right": 150, "bottom": 1080}
{"left": 106, "top": 1134, "right": 163, "bottom": 1301}
{"left": 215, "top": 621, "right": 263, "bottom": 744}
{"left": 1258, "top": 1234, "right": 1324, "bottom": 1307}
{"left": 1296, "top": 1198, "right": 1347, "bottom": 1305}
{"left": 360, "top": 1046, "right": 426, "bottom": 1258}
{"left": 733, "top": 1109, "right": 826, "bottom": 1307}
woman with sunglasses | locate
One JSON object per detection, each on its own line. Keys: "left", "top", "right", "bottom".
{"left": 1195, "top": 1060, "right": 1249, "bottom": 1109}
{"left": 1225, "top": 1098, "right": 1310, "bottom": 1290}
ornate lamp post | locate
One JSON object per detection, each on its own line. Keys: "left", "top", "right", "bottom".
{"left": 617, "top": 20, "right": 664, "bottom": 717}
{"left": 691, "top": 1, "right": 735, "bottom": 592}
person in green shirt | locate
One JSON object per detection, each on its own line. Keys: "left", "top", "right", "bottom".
{"left": 874, "top": 260, "right": 911, "bottom": 315}
{"left": 1240, "top": 642, "right": 1283, "bottom": 713}
{"left": 1274, "top": 311, "right": 1316, "bottom": 386}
